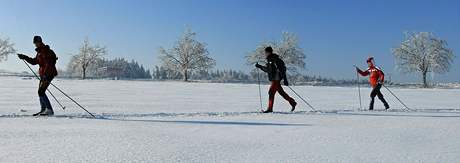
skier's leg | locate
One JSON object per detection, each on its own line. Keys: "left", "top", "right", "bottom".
{"left": 266, "top": 81, "right": 277, "bottom": 112}
{"left": 42, "top": 95, "right": 53, "bottom": 111}
{"left": 276, "top": 82, "right": 297, "bottom": 111}
{"left": 369, "top": 87, "right": 377, "bottom": 110}
{"left": 35, "top": 81, "right": 48, "bottom": 116}
{"left": 276, "top": 83, "right": 295, "bottom": 103}
{"left": 36, "top": 97, "right": 46, "bottom": 116}
{"left": 376, "top": 85, "right": 389, "bottom": 109}
{"left": 38, "top": 77, "right": 54, "bottom": 115}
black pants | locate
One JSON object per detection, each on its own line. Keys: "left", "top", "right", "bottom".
{"left": 38, "top": 76, "right": 54, "bottom": 111}
{"left": 370, "top": 84, "right": 389, "bottom": 110}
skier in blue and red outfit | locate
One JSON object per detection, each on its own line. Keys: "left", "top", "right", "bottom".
{"left": 356, "top": 57, "right": 390, "bottom": 110}
{"left": 18, "top": 36, "right": 58, "bottom": 116}
{"left": 255, "top": 47, "right": 297, "bottom": 113}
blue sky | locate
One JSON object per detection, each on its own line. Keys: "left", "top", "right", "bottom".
{"left": 0, "top": 0, "right": 459, "bottom": 82}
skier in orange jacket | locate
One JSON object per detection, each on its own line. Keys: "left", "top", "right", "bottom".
{"left": 356, "top": 57, "right": 390, "bottom": 110}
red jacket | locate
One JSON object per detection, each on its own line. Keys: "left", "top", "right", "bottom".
{"left": 358, "top": 66, "right": 384, "bottom": 88}
{"left": 25, "top": 45, "right": 58, "bottom": 77}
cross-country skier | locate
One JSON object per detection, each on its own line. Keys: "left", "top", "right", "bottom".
{"left": 18, "top": 36, "right": 58, "bottom": 116}
{"left": 356, "top": 57, "right": 390, "bottom": 110}
{"left": 255, "top": 47, "right": 297, "bottom": 113}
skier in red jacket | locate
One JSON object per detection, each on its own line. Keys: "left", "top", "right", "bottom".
{"left": 18, "top": 36, "right": 58, "bottom": 116}
{"left": 356, "top": 57, "right": 390, "bottom": 110}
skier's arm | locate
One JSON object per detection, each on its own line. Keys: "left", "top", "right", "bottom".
{"left": 378, "top": 70, "right": 385, "bottom": 84}
{"left": 356, "top": 68, "right": 369, "bottom": 76}
{"left": 283, "top": 76, "right": 289, "bottom": 86}
{"left": 18, "top": 54, "right": 38, "bottom": 65}
{"left": 255, "top": 63, "right": 268, "bottom": 72}
{"left": 280, "top": 70, "right": 287, "bottom": 81}
{"left": 25, "top": 55, "right": 38, "bottom": 65}
{"left": 281, "top": 66, "right": 289, "bottom": 86}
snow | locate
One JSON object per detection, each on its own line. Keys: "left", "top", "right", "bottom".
{"left": 0, "top": 76, "right": 459, "bottom": 163}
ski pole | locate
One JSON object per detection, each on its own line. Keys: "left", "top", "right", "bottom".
{"left": 256, "top": 66, "right": 263, "bottom": 111}
{"left": 45, "top": 84, "right": 66, "bottom": 110}
{"left": 354, "top": 65, "right": 362, "bottom": 111}
{"left": 287, "top": 86, "right": 317, "bottom": 112}
{"left": 22, "top": 60, "right": 96, "bottom": 118}
{"left": 382, "top": 85, "right": 411, "bottom": 111}
{"left": 48, "top": 82, "right": 96, "bottom": 118}
{"left": 21, "top": 59, "right": 66, "bottom": 110}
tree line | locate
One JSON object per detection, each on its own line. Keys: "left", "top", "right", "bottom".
{"left": 0, "top": 29, "right": 455, "bottom": 87}
{"left": 150, "top": 65, "right": 375, "bottom": 86}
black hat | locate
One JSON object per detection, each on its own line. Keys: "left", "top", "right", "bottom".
{"left": 33, "top": 36, "right": 42, "bottom": 43}
{"left": 366, "top": 56, "right": 374, "bottom": 63}
{"left": 264, "top": 46, "right": 273, "bottom": 53}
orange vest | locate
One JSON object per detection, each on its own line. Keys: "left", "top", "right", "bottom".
{"left": 359, "top": 66, "right": 384, "bottom": 88}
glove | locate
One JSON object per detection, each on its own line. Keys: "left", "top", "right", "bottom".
{"left": 255, "top": 63, "right": 262, "bottom": 69}
{"left": 17, "top": 54, "right": 28, "bottom": 60}
{"left": 283, "top": 80, "right": 289, "bottom": 86}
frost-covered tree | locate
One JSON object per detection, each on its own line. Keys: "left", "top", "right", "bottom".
{"left": 95, "top": 58, "right": 152, "bottom": 79}
{"left": 392, "top": 32, "right": 455, "bottom": 88}
{"left": 0, "top": 37, "right": 16, "bottom": 62}
{"left": 246, "top": 32, "right": 306, "bottom": 82}
{"left": 158, "top": 28, "right": 216, "bottom": 81}
{"left": 70, "top": 38, "right": 107, "bottom": 79}
{"left": 67, "top": 57, "right": 152, "bottom": 79}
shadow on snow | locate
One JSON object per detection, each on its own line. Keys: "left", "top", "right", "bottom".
{"left": 0, "top": 111, "right": 312, "bottom": 127}
{"left": 103, "top": 118, "right": 311, "bottom": 126}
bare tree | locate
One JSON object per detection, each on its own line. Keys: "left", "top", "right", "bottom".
{"left": 70, "top": 38, "right": 107, "bottom": 79}
{"left": 246, "top": 32, "right": 306, "bottom": 83}
{"left": 0, "top": 37, "right": 16, "bottom": 62}
{"left": 392, "top": 32, "right": 455, "bottom": 88}
{"left": 158, "top": 28, "right": 216, "bottom": 81}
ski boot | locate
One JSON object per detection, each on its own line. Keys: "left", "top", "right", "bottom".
{"left": 290, "top": 101, "right": 297, "bottom": 112}
{"left": 384, "top": 103, "right": 390, "bottom": 110}
{"left": 33, "top": 108, "right": 45, "bottom": 116}
{"left": 262, "top": 109, "right": 273, "bottom": 113}
{"left": 40, "top": 109, "right": 54, "bottom": 116}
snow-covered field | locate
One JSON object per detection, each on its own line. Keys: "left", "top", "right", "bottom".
{"left": 1, "top": 76, "right": 459, "bottom": 163}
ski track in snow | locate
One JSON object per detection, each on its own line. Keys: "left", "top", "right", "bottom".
{"left": 2, "top": 109, "right": 460, "bottom": 119}
{"left": 1, "top": 76, "right": 460, "bottom": 163}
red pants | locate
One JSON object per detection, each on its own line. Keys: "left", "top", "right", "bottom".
{"left": 268, "top": 81, "right": 296, "bottom": 110}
